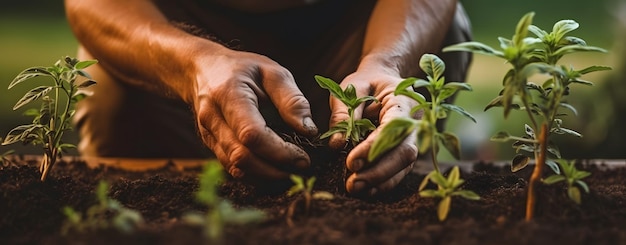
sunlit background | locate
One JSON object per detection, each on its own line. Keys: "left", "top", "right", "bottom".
{"left": 1, "top": 0, "right": 624, "bottom": 161}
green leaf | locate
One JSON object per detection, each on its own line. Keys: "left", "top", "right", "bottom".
{"left": 498, "top": 37, "right": 513, "bottom": 50}
{"left": 344, "top": 84, "right": 357, "bottom": 101}
{"left": 577, "top": 65, "right": 612, "bottom": 75}
{"left": 567, "top": 186, "right": 582, "bottom": 204}
{"left": 320, "top": 121, "right": 348, "bottom": 139}
{"left": 484, "top": 96, "right": 503, "bottom": 111}
{"left": 453, "top": 190, "right": 481, "bottom": 200}
{"left": 419, "top": 54, "right": 446, "bottom": 80}
{"left": 429, "top": 171, "right": 448, "bottom": 187}
{"left": 542, "top": 175, "right": 566, "bottom": 185}
{"left": 443, "top": 42, "right": 504, "bottom": 58}
{"left": 490, "top": 131, "right": 512, "bottom": 142}
{"left": 394, "top": 78, "right": 427, "bottom": 104}
{"left": 355, "top": 96, "right": 378, "bottom": 106}
{"left": 440, "top": 104, "right": 476, "bottom": 123}
{"left": 437, "top": 196, "right": 451, "bottom": 221}
{"left": 570, "top": 79, "right": 594, "bottom": 86}
{"left": 77, "top": 80, "right": 97, "bottom": 88}
{"left": 442, "top": 82, "right": 472, "bottom": 91}
{"left": 513, "top": 12, "right": 535, "bottom": 47}
{"left": 511, "top": 154, "right": 530, "bottom": 172}
{"left": 552, "top": 19, "right": 579, "bottom": 41}
{"left": 13, "top": 86, "right": 54, "bottom": 110}
{"left": 305, "top": 176, "right": 316, "bottom": 193}
{"left": 528, "top": 25, "right": 548, "bottom": 39}
{"left": 553, "top": 45, "right": 607, "bottom": 57}
{"left": 524, "top": 124, "right": 535, "bottom": 138}
{"left": 546, "top": 160, "right": 561, "bottom": 174}
{"left": 576, "top": 180, "right": 590, "bottom": 193}
{"left": 2, "top": 124, "right": 39, "bottom": 145}
{"left": 315, "top": 75, "right": 344, "bottom": 100}
{"left": 74, "top": 60, "right": 98, "bottom": 70}
{"left": 559, "top": 103, "right": 578, "bottom": 116}
{"left": 440, "top": 132, "right": 461, "bottom": 160}
{"left": 447, "top": 166, "right": 461, "bottom": 186}
{"left": 368, "top": 117, "right": 417, "bottom": 162}
{"left": 9, "top": 67, "right": 53, "bottom": 89}
{"left": 419, "top": 172, "right": 433, "bottom": 191}
{"left": 419, "top": 189, "right": 439, "bottom": 198}
{"left": 312, "top": 191, "right": 334, "bottom": 200}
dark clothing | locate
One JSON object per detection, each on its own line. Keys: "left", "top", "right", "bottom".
{"left": 74, "top": 1, "right": 473, "bottom": 158}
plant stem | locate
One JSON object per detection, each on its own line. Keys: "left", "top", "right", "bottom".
{"left": 525, "top": 123, "right": 548, "bottom": 221}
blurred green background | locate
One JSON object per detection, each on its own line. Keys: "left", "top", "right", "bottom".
{"left": 0, "top": 0, "right": 624, "bottom": 160}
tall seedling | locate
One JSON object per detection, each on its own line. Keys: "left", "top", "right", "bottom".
{"left": 444, "top": 12, "right": 610, "bottom": 220}
{"left": 368, "top": 54, "right": 479, "bottom": 221}
{"left": 2, "top": 57, "right": 97, "bottom": 181}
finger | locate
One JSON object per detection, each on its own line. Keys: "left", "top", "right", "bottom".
{"left": 214, "top": 82, "right": 311, "bottom": 170}
{"left": 261, "top": 67, "right": 318, "bottom": 137}
{"left": 196, "top": 101, "right": 292, "bottom": 180}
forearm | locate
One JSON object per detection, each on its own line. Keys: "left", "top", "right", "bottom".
{"left": 65, "top": 0, "right": 226, "bottom": 104}
{"left": 359, "top": 0, "right": 457, "bottom": 77}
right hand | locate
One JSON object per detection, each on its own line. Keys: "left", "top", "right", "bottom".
{"left": 192, "top": 49, "right": 319, "bottom": 182}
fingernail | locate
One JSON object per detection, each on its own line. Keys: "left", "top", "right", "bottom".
{"left": 229, "top": 167, "right": 244, "bottom": 179}
{"left": 303, "top": 117, "right": 318, "bottom": 135}
{"left": 352, "top": 180, "right": 368, "bottom": 192}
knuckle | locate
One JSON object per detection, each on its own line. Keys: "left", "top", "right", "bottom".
{"left": 237, "top": 124, "right": 261, "bottom": 147}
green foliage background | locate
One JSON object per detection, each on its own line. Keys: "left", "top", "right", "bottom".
{"left": 0, "top": 0, "right": 623, "bottom": 158}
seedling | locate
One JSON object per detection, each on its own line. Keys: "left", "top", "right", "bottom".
{"left": 367, "top": 54, "right": 478, "bottom": 221}
{"left": 542, "top": 159, "right": 590, "bottom": 204}
{"left": 2, "top": 56, "right": 97, "bottom": 181}
{"left": 183, "top": 160, "right": 265, "bottom": 242}
{"left": 61, "top": 181, "right": 144, "bottom": 235}
{"left": 419, "top": 166, "right": 480, "bottom": 221}
{"left": 444, "top": 12, "right": 610, "bottom": 220}
{"left": 368, "top": 54, "right": 476, "bottom": 173}
{"left": 285, "top": 174, "right": 334, "bottom": 227}
{"left": 315, "top": 75, "right": 378, "bottom": 147}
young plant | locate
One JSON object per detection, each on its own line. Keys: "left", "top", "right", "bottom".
{"left": 315, "top": 75, "right": 378, "bottom": 147}
{"left": 285, "top": 174, "right": 334, "bottom": 227}
{"left": 542, "top": 159, "right": 590, "bottom": 204}
{"left": 419, "top": 166, "right": 480, "bottom": 221}
{"left": 2, "top": 56, "right": 97, "bottom": 181}
{"left": 61, "top": 181, "right": 144, "bottom": 235}
{"left": 368, "top": 53, "right": 476, "bottom": 173}
{"left": 183, "top": 160, "right": 265, "bottom": 242}
{"left": 443, "top": 12, "right": 610, "bottom": 220}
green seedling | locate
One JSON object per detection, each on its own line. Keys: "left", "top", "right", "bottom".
{"left": 542, "top": 159, "right": 590, "bottom": 204}
{"left": 367, "top": 54, "right": 478, "bottom": 221}
{"left": 183, "top": 160, "right": 265, "bottom": 242}
{"left": 315, "top": 75, "right": 378, "bottom": 147}
{"left": 61, "top": 181, "right": 144, "bottom": 235}
{"left": 419, "top": 166, "right": 480, "bottom": 221}
{"left": 368, "top": 54, "right": 476, "bottom": 173}
{"left": 286, "top": 174, "right": 334, "bottom": 227}
{"left": 2, "top": 56, "right": 97, "bottom": 181}
{"left": 444, "top": 12, "right": 610, "bottom": 220}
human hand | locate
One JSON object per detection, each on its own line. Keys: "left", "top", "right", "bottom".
{"left": 192, "top": 49, "right": 318, "bottom": 182}
{"left": 328, "top": 69, "right": 419, "bottom": 196}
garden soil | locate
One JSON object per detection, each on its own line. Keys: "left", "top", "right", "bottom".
{"left": 2, "top": 150, "right": 626, "bottom": 245}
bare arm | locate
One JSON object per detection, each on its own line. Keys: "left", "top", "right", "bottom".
{"left": 65, "top": 0, "right": 318, "bottom": 181}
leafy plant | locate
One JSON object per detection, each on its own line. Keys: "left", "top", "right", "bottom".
{"left": 1, "top": 56, "right": 97, "bottom": 181}
{"left": 285, "top": 174, "right": 334, "bottom": 227}
{"left": 444, "top": 12, "right": 610, "bottom": 220}
{"left": 419, "top": 166, "right": 480, "bottom": 221}
{"left": 367, "top": 54, "right": 478, "bottom": 221}
{"left": 183, "top": 160, "right": 265, "bottom": 242}
{"left": 543, "top": 159, "right": 590, "bottom": 204}
{"left": 368, "top": 54, "right": 476, "bottom": 173}
{"left": 61, "top": 181, "right": 144, "bottom": 235}
{"left": 315, "top": 75, "right": 378, "bottom": 147}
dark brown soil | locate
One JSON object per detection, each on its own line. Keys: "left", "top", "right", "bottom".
{"left": 2, "top": 153, "right": 626, "bottom": 245}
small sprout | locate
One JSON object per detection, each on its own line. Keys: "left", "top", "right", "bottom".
{"left": 543, "top": 159, "right": 590, "bottom": 204}
{"left": 444, "top": 12, "right": 609, "bottom": 220}
{"left": 286, "top": 174, "right": 333, "bottom": 227}
{"left": 61, "top": 181, "right": 144, "bottom": 235}
{"left": 2, "top": 56, "right": 97, "bottom": 181}
{"left": 315, "top": 75, "right": 378, "bottom": 147}
{"left": 183, "top": 160, "right": 265, "bottom": 242}
{"left": 419, "top": 166, "right": 480, "bottom": 221}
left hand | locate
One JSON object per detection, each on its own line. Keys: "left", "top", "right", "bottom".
{"left": 328, "top": 67, "right": 420, "bottom": 196}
